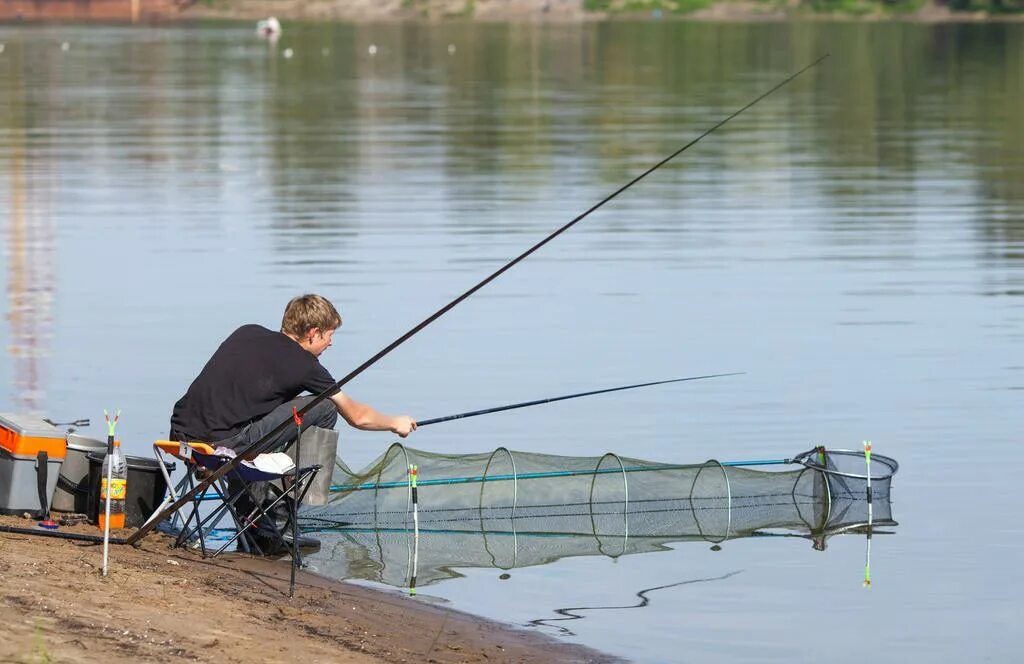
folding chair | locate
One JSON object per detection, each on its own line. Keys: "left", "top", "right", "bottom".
{"left": 190, "top": 450, "right": 319, "bottom": 557}
{"left": 150, "top": 440, "right": 225, "bottom": 550}
{"left": 150, "top": 440, "right": 321, "bottom": 589}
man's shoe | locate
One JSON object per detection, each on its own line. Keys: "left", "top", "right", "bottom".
{"left": 283, "top": 531, "right": 321, "bottom": 550}
{"left": 246, "top": 518, "right": 320, "bottom": 554}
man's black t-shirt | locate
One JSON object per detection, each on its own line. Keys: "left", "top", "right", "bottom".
{"left": 170, "top": 324, "right": 338, "bottom": 442}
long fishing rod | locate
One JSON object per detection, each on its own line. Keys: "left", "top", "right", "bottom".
{"left": 128, "top": 54, "right": 829, "bottom": 546}
{"left": 0, "top": 524, "right": 129, "bottom": 544}
{"left": 416, "top": 372, "right": 743, "bottom": 427}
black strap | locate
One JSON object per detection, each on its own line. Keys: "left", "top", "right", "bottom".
{"left": 35, "top": 451, "right": 49, "bottom": 520}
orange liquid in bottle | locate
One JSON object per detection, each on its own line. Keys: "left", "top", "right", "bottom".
{"left": 98, "top": 512, "right": 125, "bottom": 531}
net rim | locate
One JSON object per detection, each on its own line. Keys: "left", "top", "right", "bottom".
{"left": 794, "top": 448, "right": 899, "bottom": 481}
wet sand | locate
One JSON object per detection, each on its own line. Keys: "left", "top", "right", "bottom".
{"left": 0, "top": 516, "right": 615, "bottom": 663}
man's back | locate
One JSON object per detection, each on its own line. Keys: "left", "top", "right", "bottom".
{"left": 169, "top": 324, "right": 336, "bottom": 442}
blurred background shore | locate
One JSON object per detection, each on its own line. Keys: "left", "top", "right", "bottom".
{"left": 2, "top": 0, "right": 1023, "bottom": 26}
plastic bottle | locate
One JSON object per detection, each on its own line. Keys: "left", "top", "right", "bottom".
{"left": 98, "top": 440, "right": 128, "bottom": 531}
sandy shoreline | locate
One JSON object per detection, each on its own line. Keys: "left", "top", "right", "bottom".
{"left": 0, "top": 516, "right": 615, "bottom": 663}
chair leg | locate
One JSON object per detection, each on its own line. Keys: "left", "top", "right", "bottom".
{"left": 218, "top": 466, "right": 318, "bottom": 561}
{"left": 173, "top": 474, "right": 204, "bottom": 552}
{"left": 146, "top": 476, "right": 184, "bottom": 531}
{"left": 212, "top": 477, "right": 276, "bottom": 557}
{"left": 176, "top": 478, "right": 240, "bottom": 558}
{"left": 226, "top": 489, "right": 291, "bottom": 557}
{"left": 203, "top": 466, "right": 321, "bottom": 600}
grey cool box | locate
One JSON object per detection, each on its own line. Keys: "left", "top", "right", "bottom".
{"left": 52, "top": 433, "right": 108, "bottom": 513}
{"left": 0, "top": 413, "right": 65, "bottom": 516}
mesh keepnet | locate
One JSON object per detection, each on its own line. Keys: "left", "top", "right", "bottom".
{"left": 303, "top": 445, "right": 897, "bottom": 534}
{"left": 300, "top": 445, "right": 897, "bottom": 586}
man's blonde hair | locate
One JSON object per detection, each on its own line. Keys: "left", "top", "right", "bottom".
{"left": 281, "top": 294, "right": 342, "bottom": 338}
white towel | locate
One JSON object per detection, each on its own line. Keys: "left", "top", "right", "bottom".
{"left": 245, "top": 452, "right": 295, "bottom": 475}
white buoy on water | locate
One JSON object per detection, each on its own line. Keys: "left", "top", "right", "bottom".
{"left": 256, "top": 17, "right": 282, "bottom": 39}
{"left": 368, "top": 44, "right": 377, "bottom": 56}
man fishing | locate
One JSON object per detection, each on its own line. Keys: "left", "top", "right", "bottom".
{"left": 169, "top": 294, "right": 415, "bottom": 549}
{"left": 169, "top": 293, "right": 416, "bottom": 452}
{"left": 131, "top": 56, "right": 827, "bottom": 548}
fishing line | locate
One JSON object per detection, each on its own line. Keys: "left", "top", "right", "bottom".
{"left": 416, "top": 373, "right": 744, "bottom": 427}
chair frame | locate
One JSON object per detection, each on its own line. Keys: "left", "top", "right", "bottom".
{"left": 149, "top": 440, "right": 321, "bottom": 574}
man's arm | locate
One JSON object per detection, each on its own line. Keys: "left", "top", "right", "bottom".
{"left": 330, "top": 392, "right": 416, "bottom": 437}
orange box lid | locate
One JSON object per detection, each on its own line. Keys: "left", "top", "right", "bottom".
{"left": 0, "top": 413, "right": 67, "bottom": 459}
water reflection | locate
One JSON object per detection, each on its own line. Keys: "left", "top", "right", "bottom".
{"left": 303, "top": 447, "right": 896, "bottom": 597}
{"left": 529, "top": 571, "right": 744, "bottom": 636}
{"left": 307, "top": 505, "right": 891, "bottom": 591}
{"left": 3, "top": 81, "right": 55, "bottom": 413}
{"left": 242, "top": 21, "right": 1024, "bottom": 275}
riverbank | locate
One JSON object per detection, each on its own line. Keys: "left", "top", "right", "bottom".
{"left": 176, "top": 0, "right": 1024, "bottom": 23}
{"left": 0, "top": 516, "right": 612, "bottom": 663}
{"left": 1, "top": 0, "right": 1022, "bottom": 23}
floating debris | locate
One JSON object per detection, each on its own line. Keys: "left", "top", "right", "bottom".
{"left": 256, "top": 17, "right": 281, "bottom": 39}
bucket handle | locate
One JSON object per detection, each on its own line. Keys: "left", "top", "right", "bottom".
{"left": 57, "top": 475, "right": 90, "bottom": 496}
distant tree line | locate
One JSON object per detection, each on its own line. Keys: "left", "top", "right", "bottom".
{"left": 583, "top": 0, "right": 1024, "bottom": 13}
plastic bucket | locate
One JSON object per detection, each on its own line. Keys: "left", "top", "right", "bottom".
{"left": 52, "top": 434, "right": 108, "bottom": 513}
{"left": 86, "top": 452, "right": 175, "bottom": 528}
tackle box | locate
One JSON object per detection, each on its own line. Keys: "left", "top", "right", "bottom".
{"left": 0, "top": 413, "right": 66, "bottom": 516}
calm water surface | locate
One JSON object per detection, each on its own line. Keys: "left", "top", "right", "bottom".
{"left": 1, "top": 20, "right": 1022, "bottom": 663}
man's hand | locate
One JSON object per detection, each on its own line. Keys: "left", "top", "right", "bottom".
{"left": 390, "top": 416, "right": 417, "bottom": 438}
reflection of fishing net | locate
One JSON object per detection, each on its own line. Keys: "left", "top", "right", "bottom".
{"left": 301, "top": 445, "right": 896, "bottom": 538}
{"left": 299, "top": 446, "right": 898, "bottom": 588}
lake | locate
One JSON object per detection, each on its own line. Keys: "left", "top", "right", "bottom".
{"left": 1, "top": 19, "right": 1021, "bottom": 663}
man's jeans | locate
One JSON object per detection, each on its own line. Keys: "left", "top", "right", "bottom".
{"left": 215, "top": 396, "right": 338, "bottom": 524}
{"left": 216, "top": 395, "right": 338, "bottom": 454}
